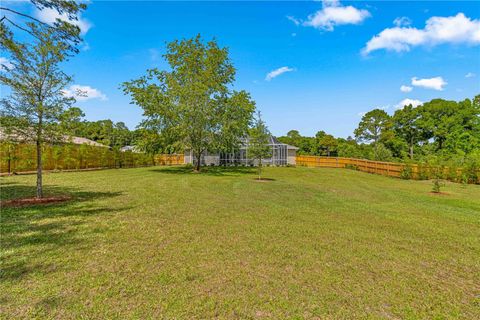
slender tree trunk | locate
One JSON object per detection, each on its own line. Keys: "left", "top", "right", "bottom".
{"left": 409, "top": 136, "right": 414, "bottom": 159}
{"left": 36, "top": 140, "right": 43, "bottom": 198}
{"left": 258, "top": 161, "right": 262, "bottom": 180}
{"left": 7, "top": 149, "right": 11, "bottom": 174}
{"left": 194, "top": 151, "right": 201, "bottom": 172}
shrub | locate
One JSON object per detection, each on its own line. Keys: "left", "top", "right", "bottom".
{"left": 345, "top": 164, "right": 358, "bottom": 171}
{"left": 463, "top": 157, "right": 480, "bottom": 184}
{"left": 417, "top": 162, "right": 430, "bottom": 180}
{"left": 400, "top": 164, "right": 413, "bottom": 180}
{"left": 432, "top": 178, "right": 443, "bottom": 193}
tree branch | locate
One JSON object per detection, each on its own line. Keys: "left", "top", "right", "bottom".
{"left": 0, "top": 7, "right": 49, "bottom": 26}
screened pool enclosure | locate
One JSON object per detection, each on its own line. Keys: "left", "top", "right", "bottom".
{"left": 184, "top": 136, "right": 298, "bottom": 166}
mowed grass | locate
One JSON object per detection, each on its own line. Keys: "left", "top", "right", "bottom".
{"left": 1, "top": 166, "right": 479, "bottom": 319}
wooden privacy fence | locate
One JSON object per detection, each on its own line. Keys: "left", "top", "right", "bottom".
{"left": 154, "top": 154, "right": 185, "bottom": 166}
{"left": 296, "top": 155, "right": 480, "bottom": 184}
{"left": 0, "top": 143, "right": 184, "bottom": 174}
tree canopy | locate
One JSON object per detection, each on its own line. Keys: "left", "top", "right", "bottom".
{"left": 0, "top": 25, "right": 76, "bottom": 198}
{"left": 122, "top": 35, "right": 256, "bottom": 171}
{"left": 1, "top": 0, "right": 86, "bottom": 55}
{"left": 277, "top": 94, "right": 479, "bottom": 164}
{"left": 248, "top": 112, "right": 272, "bottom": 179}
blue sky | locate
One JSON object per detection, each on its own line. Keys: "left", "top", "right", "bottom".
{"left": 2, "top": 1, "right": 480, "bottom": 138}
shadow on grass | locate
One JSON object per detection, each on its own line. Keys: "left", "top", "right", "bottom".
{"left": 150, "top": 165, "right": 257, "bottom": 176}
{"left": 1, "top": 181, "right": 128, "bottom": 282}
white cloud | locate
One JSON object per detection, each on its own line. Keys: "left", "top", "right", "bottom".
{"left": 303, "top": 1, "right": 370, "bottom": 31}
{"left": 35, "top": 8, "right": 92, "bottom": 35}
{"left": 465, "top": 72, "right": 476, "bottom": 78}
{"left": 411, "top": 76, "right": 447, "bottom": 91}
{"left": 0, "top": 57, "right": 14, "bottom": 71}
{"left": 286, "top": 15, "right": 300, "bottom": 26}
{"left": 393, "top": 16, "right": 412, "bottom": 27}
{"left": 63, "top": 85, "right": 107, "bottom": 101}
{"left": 358, "top": 111, "right": 367, "bottom": 117}
{"left": 395, "top": 98, "right": 423, "bottom": 109}
{"left": 400, "top": 85, "right": 413, "bottom": 92}
{"left": 363, "top": 13, "right": 480, "bottom": 55}
{"left": 265, "top": 66, "right": 295, "bottom": 81}
{"left": 288, "top": 1, "right": 370, "bottom": 32}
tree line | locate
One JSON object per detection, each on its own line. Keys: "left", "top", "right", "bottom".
{"left": 278, "top": 96, "right": 480, "bottom": 165}
{"left": 1, "top": 0, "right": 478, "bottom": 199}
{"left": 59, "top": 107, "right": 140, "bottom": 149}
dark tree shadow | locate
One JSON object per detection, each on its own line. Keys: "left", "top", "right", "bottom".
{"left": 0, "top": 181, "right": 129, "bottom": 282}
{"left": 149, "top": 165, "right": 257, "bottom": 176}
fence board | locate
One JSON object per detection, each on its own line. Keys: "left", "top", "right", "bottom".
{"left": 296, "top": 155, "right": 479, "bottom": 184}
{"left": 0, "top": 143, "right": 184, "bottom": 174}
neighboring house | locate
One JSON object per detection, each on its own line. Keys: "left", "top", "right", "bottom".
{"left": 184, "top": 136, "right": 298, "bottom": 166}
{"left": 66, "top": 136, "right": 109, "bottom": 148}
{"left": 0, "top": 128, "right": 109, "bottom": 148}
{"left": 120, "top": 145, "right": 141, "bottom": 153}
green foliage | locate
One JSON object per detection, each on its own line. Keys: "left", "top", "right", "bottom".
{"left": 432, "top": 178, "right": 442, "bottom": 193}
{"left": 345, "top": 164, "right": 359, "bottom": 171}
{"left": 0, "top": 23, "right": 80, "bottom": 198}
{"left": 400, "top": 164, "right": 413, "bottom": 180}
{"left": 122, "top": 35, "right": 255, "bottom": 171}
{"left": 278, "top": 94, "right": 479, "bottom": 173}
{"left": 392, "top": 105, "right": 423, "bottom": 159}
{"left": 248, "top": 112, "right": 272, "bottom": 179}
{"left": 0, "top": 142, "right": 163, "bottom": 173}
{"left": 354, "top": 109, "right": 392, "bottom": 144}
{"left": 418, "top": 98, "right": 479, "bottom": 152}
{"left": 277, "top": 130, "right": 316, "bottom": 155}
{"left": 416, "top": 162, "right": 430, "bottom": 180}
{"left": 462, "top": 153, "right": 480, "bottom": 184}
{"left": 370, "top": 143, "right": 393, "bottom": 162}
{"left": 0, "top": 0, "right": 86, "bottom": 56}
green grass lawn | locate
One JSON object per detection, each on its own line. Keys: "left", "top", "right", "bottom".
{"left": 1, "top": 166, "right": 479, "bottom": 319}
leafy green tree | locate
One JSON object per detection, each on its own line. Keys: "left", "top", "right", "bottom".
{"left": 1, "top": 0, "right": 86, "bottom": 55}
{"left": 370, "top": 143, "right": 393, "bottom": 162}
{"left": 217, "top": 90, "right": 257, "bottom": 156}
{"left": 417, "top": 98, "right": 478, "bottom": 151}
{"left": 122, "top": 35, "right": 255, "bottom": 171}
{"left": 354, "top": 109, "right": 392, "bottom": 160}
{"left": 318, "top": 134, "right": 338, "bottom": 156}
{"left": 392, "top": 105, "right": 423, "bottom": 159}
{"left": 248, "top": 112, "right": 272, "bottom": 180}
{"left": 0, "top": 25, "right": 75, "bottom": 198}
{"left": 278, "top": 130, "right": 316, "bottom": 155}
{"left": 337, "top": 139, "right": 363, "bottom": 158}
{"left": 59, "top": 106, "right": 85, "bottom": 137}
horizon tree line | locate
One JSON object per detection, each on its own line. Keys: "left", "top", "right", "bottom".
{"left": 1, "top": 2, "right": 478, "bottom": 198}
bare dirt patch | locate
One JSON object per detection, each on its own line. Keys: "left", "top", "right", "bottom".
{"left": 429, "top": 192, "right": 450, "bottom": 196}
{"left": 253, "top": 178, "right": 275, "bottom": 182}
{"left": 1, "top": 196, "right": 71, "bottom": 208}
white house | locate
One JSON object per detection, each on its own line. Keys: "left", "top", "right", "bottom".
{"left": 184, "top": 136, "right": 298, "bottom": 166}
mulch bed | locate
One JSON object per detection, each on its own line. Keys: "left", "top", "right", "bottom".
{"left": 1, "top": 196, "right": 71, "bottom": 208}
{"left": 253, "top": 178, "right": 276, "bottom": 182}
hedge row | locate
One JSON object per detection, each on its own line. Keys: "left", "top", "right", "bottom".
{"left": 0, "top": 143, "right": 183, "bottom": 174}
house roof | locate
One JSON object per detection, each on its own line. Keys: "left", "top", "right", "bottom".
{"left": 183, "top": 135, "right": 299, "bottom": 151}
{"left": 0, "top": 128, "right": 109, "bottom": 148}
{"left": 241, "top": 135, "right": 299, "bottom": 150}
{"left": 120, "top": 145, "right": 141, "bottom": 152}
{"left": 67, "top": 136, "right": 109, "bottom": 148}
